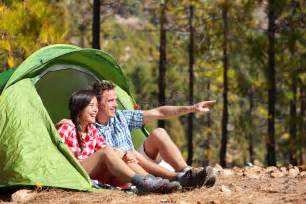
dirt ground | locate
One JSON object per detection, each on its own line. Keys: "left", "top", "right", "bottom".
{"left": 1, "top": 165, "right": 306, "bottom": 204}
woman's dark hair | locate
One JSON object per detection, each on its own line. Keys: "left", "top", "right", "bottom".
{"left": 69, "top": 90, "right": 96, "bottom": 150}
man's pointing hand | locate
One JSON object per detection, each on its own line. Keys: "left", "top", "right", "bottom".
{"left": 193, "top": 100, "right": 216, "bottom": 113}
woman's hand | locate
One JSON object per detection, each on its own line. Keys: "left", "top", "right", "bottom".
{"left": 122, "top": 151, "right": 138, "bottom": 164}
{"left": 113, "top": 149, "right": 138, "bottom": 163}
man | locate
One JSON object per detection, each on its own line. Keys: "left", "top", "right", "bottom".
{"left": 56, "top": 90, "right": 182, "bottom": 194}
{"left": 91, "top": 81, "right": 217, "bottom": 189}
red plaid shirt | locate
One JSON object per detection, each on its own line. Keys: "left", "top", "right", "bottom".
{"left": 57, "top": 121, "right": 107, "bottom": 161}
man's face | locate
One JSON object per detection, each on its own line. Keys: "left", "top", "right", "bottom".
{"left": 98, "top": 89, "right": 117, "bottom": 118}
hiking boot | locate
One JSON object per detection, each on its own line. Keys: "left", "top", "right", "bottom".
{"left": 177, "top": 166, "right": 216, "bottom": 189}
{"left": 203, "top": 166, "right": 216, "bottom": 188}
{"left": 176, "top": 168, "right": 201, "bottom": 189}
{"left": 132, "top": 175, "right": 181, "bottom": 194}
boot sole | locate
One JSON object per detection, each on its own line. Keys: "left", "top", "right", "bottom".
{"left": 138, "top": 182, "right": 182, "bottom": 194}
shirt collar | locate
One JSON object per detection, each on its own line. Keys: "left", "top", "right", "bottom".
{"left": 95, "top": 122, "right": 106, "bottom": 128}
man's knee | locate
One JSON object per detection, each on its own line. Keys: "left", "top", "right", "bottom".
{"left": 150, "top": 128, "right": 168, "bottom": 139}
{"left": 146, "top": 128, "right": 172, "bottom": 148}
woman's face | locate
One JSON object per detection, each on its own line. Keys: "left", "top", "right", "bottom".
{"left": 79, "top": 97, "right": 98, "bottom": 125}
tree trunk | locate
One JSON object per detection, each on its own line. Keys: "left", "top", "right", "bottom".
{"left": 266, "top": 0, "right": 276, "bottom": 166}
{"left": 299, "top": 85, "right": 306, "bottom": 164}
{"left": 220, "top": 5, "right": 229, "bottom": 167}
{"left": 289, "top": 0, "right": 298, "bottom": 166}
{"left": 206, "top": 81, "right": 212, "bottom": 165}
{"left": 92, "top": 0, "right": 100, "bottom": 49}
{"left": 118, "top": 2, "right": 128, "bottom": 18}
{"left": 248, "top": 88, "right": 254, "bottom": 163}
{"left": 158, "top": 1, "right": 167, "bottom": 128}
{"left": 187, "top": 5, "right": 195, "bottom": 165}
{"left": 289, "top": 78, "right": 297, "bottom": 165}
{"left": 79, "top": 24, "right": 85, "bottom": 48}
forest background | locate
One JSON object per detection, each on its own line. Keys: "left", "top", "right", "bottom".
{"left": 0, "top": 0, "right": 305, "bottom": 168}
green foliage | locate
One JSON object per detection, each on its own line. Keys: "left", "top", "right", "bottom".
{"left": 0, "top": 0, "right": 69, "bottom": 70}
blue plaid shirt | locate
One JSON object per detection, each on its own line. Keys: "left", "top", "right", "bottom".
{"left": 95, "top": 110, "right": 144, "bottom": 152}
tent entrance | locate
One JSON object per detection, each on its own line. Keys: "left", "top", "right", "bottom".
{"left": 34, "top": 64, "right": 100, "bottom": 123}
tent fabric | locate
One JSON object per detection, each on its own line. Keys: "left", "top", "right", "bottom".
{"left": 0, "top": 44, "right": 147, "bottom": 191}
{"left": 4, "top": 44, "right": 130, "bottom": 95}
{"left": 0, "top": 79, "right": 92, "bottom": 191}
{"left": 35, "top": 65, "right": 101, "bottom": 124}
{"left": 0, "top": 68, "right": 15, "bottom": 93}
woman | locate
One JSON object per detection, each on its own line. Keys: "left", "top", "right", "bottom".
{"left": 57, "top": 90, "right": 181, "bottom": 193}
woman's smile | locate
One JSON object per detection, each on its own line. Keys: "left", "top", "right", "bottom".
{"left": 80, "top": 97, "right": 98, "bottom": 125}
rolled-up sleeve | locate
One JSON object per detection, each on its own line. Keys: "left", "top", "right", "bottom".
{"left": 121, "top": 110, "right": 144, "bottom": 130}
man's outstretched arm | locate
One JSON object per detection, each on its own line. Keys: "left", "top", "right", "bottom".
{"left": 143, "top": 100, "right": 216, "bottom": 124}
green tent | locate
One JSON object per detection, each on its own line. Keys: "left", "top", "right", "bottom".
{"left": 0, "top": 44, "right": 146, "bottom": 191}
{"left": 0, "top": 68, "right": 15, "bottom": 92}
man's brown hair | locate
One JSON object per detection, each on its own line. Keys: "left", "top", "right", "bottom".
{"left": 92, "top": 81, "right": 115, "bottom": 101}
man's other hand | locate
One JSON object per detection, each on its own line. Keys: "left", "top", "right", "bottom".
{"left": 55, "top": 119, "right": 73, "bottom": 128}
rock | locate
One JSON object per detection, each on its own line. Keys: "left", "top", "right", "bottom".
{"left": 288, "top": 167, "right": 299, "bottom": 178}
{"left": 246, "top": 162, "right": 253, "bottom": 167}
{"left": 299, "top": 171, "right": 306, "bottom": 178}
{"left": 233, "top": 167, "right": 243, "bottom": 176}
{"left": 271, "top": 170, "right": 285, "bottom": 178}
{"left": 243, "top": 166, "right": 262, "bottom": 179}
{"left": 222, "top": 169, "right": 234, "bottom": 177}
{"left": 220, "top": 185, "right": 231, "bottom": 195}
{"left": 293, "top": 166, "right": 300, "bottom": 172}
{"left": 248, "top": 165, "right": 263, "bottom": 173}
{"left": 208, "top": 200, "right": 221, "bottom": 204}
{"left": 215, "top": 163, "right": 223, "bottom": 170}
{"left": 254, "top": 165, "right": 263, "bottom": 171}
{"left": 280, "top": 167, "right": 288, "bottom": 174}
{"left": 254, "top": 160, "right": 264, "bottom": 167}
{"left": 163, "top": 199, "right": 178, "bottom": 204}
{"left": 234, "top": 186, "right": 243, "bottom": 192}
{"left": 298, "top": 165, "right": 306, "bottom": 171}
{"left": 266, "top": 166, "right": 278, "bottom": 173}
{"left": 260, "top": 186, "right": 279, "bottom": 193}
{"left": 214, "top": 164, "right": 223, "bottom": 176}
{"left": 11, "top": 189, "right": 36, "bottom": 203}
{"left": 246, "top": 173, "right": 260, "bottom": 179}
{"left": 229, "top": 183, "right": 243, "bottom": 192}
